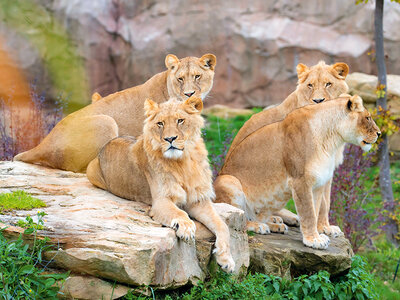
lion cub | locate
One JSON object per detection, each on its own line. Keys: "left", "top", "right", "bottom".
{"left": 87, "top": 97, "right": 235, "bottom": 272}
{"left": 215, "top": 95, "right": 380, "bottom": 250}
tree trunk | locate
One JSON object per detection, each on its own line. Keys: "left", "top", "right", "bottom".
{"left": 374, "top": 0, "right": 398, "bottom": 245}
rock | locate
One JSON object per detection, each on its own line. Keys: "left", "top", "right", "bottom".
{"left": 346, "top": 72, "right": 400, "bottom": 115}
{"left": 59, "top": 275, "right": 131, "bottom": 300}
{"left": 248, "top": 227, "right": 353, "bottom": 279}
{"left": 0, "top": 161, "right": 249, "bottom": 291}
{"left": 203, "top": 105, "right": 253, "bottom": 119}
{"left": 1, "top": 0, "right": 400, "bottom": 108}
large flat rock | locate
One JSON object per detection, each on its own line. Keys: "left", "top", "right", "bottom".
{"left": 249, "top": 227, "right": 353, "bottom": 279}
{"left": 0, "top": 161, "right": 249, "bottom": 291}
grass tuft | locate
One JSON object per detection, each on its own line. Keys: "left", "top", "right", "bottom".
{"left": 0, "top": 190, "right": 46, "bottom": 213}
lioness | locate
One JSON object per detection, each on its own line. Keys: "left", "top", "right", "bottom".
{"left": 214, "top": 95, "right": 380, "bottom": 249}
{"left": 224, "top": 61, "right": 349, "bottom": 226}
{"left": 86, "top": 97, "right": 235, "bottom": 272}
{"left": 14, "top": 54, "right": 216, "bottom": 173}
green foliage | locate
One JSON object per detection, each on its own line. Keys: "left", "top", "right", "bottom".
{"left": 124, "top": 256, "right": 377, "bottom": 300}
{"left": 0, "top": 212, "right": 68, "bottom": 298}
{"left": 0, "top": 190, "right": 46, "bottom": 213}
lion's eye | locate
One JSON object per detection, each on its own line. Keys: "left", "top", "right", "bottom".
{"left": 177, "top": 119, "right": 184, "bottom": 124}
{"left": 178, "top": 77, "right": 184, "bottom": 83}
{"left": 157, "top": 122, "right": 164, "bottom": 127}
{"left": 307, "top": 83, "right": 313, "bottom": 89}
{"left": 195, "top": 75, "right": 201, "bottom": 80}
{"left": 325, "top": 82, "right": 332, "bottom": 87}
{"left": 366, "top": 116, "right": 371, "bottom": 121}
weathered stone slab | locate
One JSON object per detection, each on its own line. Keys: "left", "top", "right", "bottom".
{"left": 0, "top": 161, "right": 249, "bottom": 290}
{"left": 249, "top": 227, "right": 353, "bottom": 279}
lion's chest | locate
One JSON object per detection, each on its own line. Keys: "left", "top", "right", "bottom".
{"left": 309, "top": 155, "right": 336, "bottom": 188}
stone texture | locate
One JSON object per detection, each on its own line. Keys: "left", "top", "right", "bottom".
{"left": 249, "top": 227, "right": 354, "bottom": 279}
{"left": 1, "top": 0, "right": 400, "bottom": 108}
{"left": 0, "top": 161, "right": 249, "bottom": 290}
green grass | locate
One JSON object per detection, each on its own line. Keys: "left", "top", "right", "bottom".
{"left": 0, "top": 190, "right": 46, "bottom": 213}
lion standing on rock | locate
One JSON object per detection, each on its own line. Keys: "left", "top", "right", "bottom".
{"left": 87, "top": 97, "right": 235, "bottom": 272}
{"left": 215, "top": 95, "right": 380, "bottom": 250}
{"left": 14, "top": 54, "right": 217, "bottom": 173}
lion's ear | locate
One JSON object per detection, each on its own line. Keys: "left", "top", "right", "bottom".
{"left": 199, "top": 54, "right": 216, "bottom": 70}
{"left": 296, "top": 63, "right": 309, "bottom": 83}
{"left": 165, "top": 54, "right": 179, "bottom": 70}
{"left": 144, "top": 99, "right": 160, "bottom": 117}
{"left": 332, "top": 62, "right": 349, "bottom": 79}
{"left": 183, "top": 97, "right": 203, "bottom": 114}
{"left": 347, "top": 95, "right": 363, "bottom": 112}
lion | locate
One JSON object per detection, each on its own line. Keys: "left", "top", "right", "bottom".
{"left": 86, "top": 96, "right": 235, "bottom": 272}
{"left": 224, "top": 61, "right": 350, "bottom": 226}
{"left": 14, "top": 53, "right": 217, "bottom": 173}
{"left": 214, "top": 95, "right": 380, "bottom": 249}
{"left": 91, "top": 92, "right": 102, "bottom": 103}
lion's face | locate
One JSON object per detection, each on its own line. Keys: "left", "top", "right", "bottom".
{"left": 165, "top": 54, "right": 216, "bottom": 101}
{"left": 296, "top": 61, "right": 349, "bottom": 106}
{"left": 143, "top": 97, "right": 204, "bottom": 159}
{"left": 342, "top": 95, "right": 381, "bottom": 151}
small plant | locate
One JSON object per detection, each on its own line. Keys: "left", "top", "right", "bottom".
{"left": 330, "top": 144, "right": 379, "bottom": 252}
{"left": 0, "top": 190, "right": 46, "bottom": 214}
{"left": 0, "top": 211, "right": 68, "bottom": 298}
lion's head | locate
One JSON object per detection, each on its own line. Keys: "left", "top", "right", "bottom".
{"left": 341, "top": 95, "right": 380, "bottom": 151}
{"left": 165, "top": 54, "right": 216, "bottom": 101}
{"left": 143, "top": 96, "right": 204, "bottom": 159}
{"left": 296, "top": 61, "right": 349, "bottom": 106}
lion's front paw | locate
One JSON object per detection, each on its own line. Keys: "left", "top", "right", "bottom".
{"left": 171, "top": 217, "right": 196, "bottom": 241}
{"left": 246, "top": 221, "right": 270, "bottom": 234}
{"left": 267, "top": 216, "right": 288, "bottom": 234}
{"left": 214, "top": 239, "right": 235, "bottom": 273}
{"left": 322, "top": 225, "right": 343, "bottom": 238}
{"left": 303, "top": 233, "right": 330, "bottom": 250}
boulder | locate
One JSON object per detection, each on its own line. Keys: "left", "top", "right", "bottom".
{"left": 0, "top": 161, "right": 249, "bottom": 291}
{"left": 249, "top": 227, "right": 353, "bottom": 279}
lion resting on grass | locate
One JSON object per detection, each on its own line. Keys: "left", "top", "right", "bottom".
{"left": 214, "top": 95, "right": 380, "bottom": 249}
{"left": 87, "top": 97, "right": 235, "bottom": 272}
{"left": 14, "top": 54, "right": 216, "bottom": 173}
{"left": 224, "top": 61, "right": 350, "bottom": 226}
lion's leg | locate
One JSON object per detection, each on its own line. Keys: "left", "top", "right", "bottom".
{"left": 15, "top": 114, "right": 118, "bottom": 173}
{"left": 86, "top": 157, "right": 107, "bottom": 190}
{"left": 290, "top": 178, "right": 330, "bottom": 249}
{"left": 274, "top": 208, "right": 300, "bottom": 227}
{"left": 150, "top": 198, "right": 196, "bottom": 241}
{"left": 186, "top": 200, "right": 235, "bottom": 273}
{"left": 317, "top": 180, "right": 343, "bottom": 237}
{"left": 214, "top": 175, "right": 270, "bottom": 235}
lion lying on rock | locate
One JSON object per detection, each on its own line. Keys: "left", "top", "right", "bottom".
{"left": 214, "top": 95, "right": 380, "bottom": 249}
{"left": 87, "top": 97, "right": 235, "bottom": 272}
{"left": 224, "top": 61, "right": 350, "bottom": 227}
{"left": 14, "top": 54, "right": 216, "bottom": 173}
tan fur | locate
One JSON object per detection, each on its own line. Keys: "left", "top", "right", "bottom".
{"left": 14, "top": 54, "right": 217, "bottom": 173}
{"left": 87, "top": 97, "right": 235, "bottom": 272}
{"left": 91, "top": 92, "right": 102, "bottom": 103}
{"left": 214, "top": 95, "right": 380, "bottom": 250}
{"left": 224, "top": 61, "right": 349, "bottom": 226}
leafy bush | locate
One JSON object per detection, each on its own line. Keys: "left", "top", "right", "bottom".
{"left": 0, "top": 211, "right": 68, "bottom": 298}
{"left": 0, "top": 190, "right": 46, "bottom": 213}
{"left": 124, "top": 256, "right": 377, "bottom": 300}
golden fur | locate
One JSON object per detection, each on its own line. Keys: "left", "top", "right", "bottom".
{"left": 87, "top": 97, "right": 235, "bottom": 272}
{"left": 214, "top": 95, "right": 380, "bottom": 249}
{"left": 224, "top": 61, "right": 350, "bottom": 226}
{"left": 14, "top": 54, "right": 217, "bottom": 173}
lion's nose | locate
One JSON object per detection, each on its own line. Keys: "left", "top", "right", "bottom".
{"left": 164, "top": 136, "right": 177, "bottom": 143}
{"left": 377, "top": 132, "right": 381, "bottom": 137}
{"left": 313, "top": 98, "right": 325, "bottom": 104}
{"left": 184, "top": 91, "right": 195, "bottom": 97}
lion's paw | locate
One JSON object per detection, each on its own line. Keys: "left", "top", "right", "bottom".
{"left": 267, "top": 216, "right": 288, "bottom": 234}
{"left": 171, "top": 218, "right": 196, "bottom": 241}
{"left": 213, "top": 239, "right": 235, "bottom": 273}
{"left": 303, "top": 233, "right": 330, "bottom": 250}
{"left": 246, "top": 221, "right": 270, "bottom": 234}
{"left": 322, "top": 225, "right": 343, "bottom": 238}
{"left": 284, "top": 214, "right": 300, "bottom": 227}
